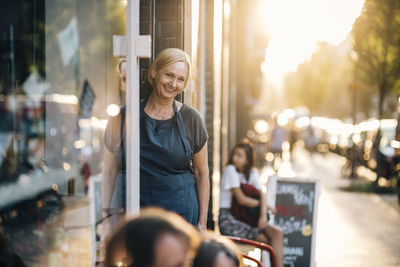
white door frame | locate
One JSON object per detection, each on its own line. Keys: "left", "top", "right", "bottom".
{"left": 125, "top": 0, "right": 140, "bottom": 215}
{"left": 124, "top": 0, "right": 151, "bottom": 215}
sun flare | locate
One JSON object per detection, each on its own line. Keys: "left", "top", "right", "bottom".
{"left": 262, "top": 0, "right": 365, "bottom": 87}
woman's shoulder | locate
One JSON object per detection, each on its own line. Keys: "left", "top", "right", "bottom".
{"left": 248, "top": 168, "right": 261, "bottom": 188}
{"left": 104, "top": 109, "right": 124, "bottom": 151}
{"left": 180, "top": 104, "right": 207, "bottom": 135}
{"left": 222, "top": 165, "right": 240, "bottom": 183}
{"left": 105, "top": 111, "right": 123, "bottom": 132}
{"left": 180, "top": 103, "right": 204, "bottom": 120}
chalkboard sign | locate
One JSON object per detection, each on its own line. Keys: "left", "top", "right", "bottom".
{"left": 267, "top": 176, "right": 320, "bottom": 267}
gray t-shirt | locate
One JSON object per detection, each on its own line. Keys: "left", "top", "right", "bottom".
{"left": 179, "top": 104, "right": 208, "bottom": 154}
{"left": 104, "top": 103, "right": 208, "bottom": 168}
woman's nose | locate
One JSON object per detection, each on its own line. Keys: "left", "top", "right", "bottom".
{"left": 171, "top": 79, "right": 177, "bottom": 87}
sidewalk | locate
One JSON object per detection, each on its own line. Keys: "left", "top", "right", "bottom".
{"left": 271, "top": 147, "right": 400, "bottom": 266}
{"left": 270, "top": 147, "right": 400, "bottom": 215}
{"left": 378, "top": 194, "right": 400, "bottom": 215}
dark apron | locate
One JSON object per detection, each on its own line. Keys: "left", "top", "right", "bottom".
{"left": 140, "top": 99, "right": 199, "bottom": 225}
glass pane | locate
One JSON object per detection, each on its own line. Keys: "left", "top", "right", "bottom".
{"left": 0, "top": 0, "right": 126, "bottom": 265}
{"left": 380, "top": 127, "right": 396, "bottom": 147}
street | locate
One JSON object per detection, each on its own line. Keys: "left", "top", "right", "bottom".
{"left": 273, "top": 148, "right": 400, "bottom": 267}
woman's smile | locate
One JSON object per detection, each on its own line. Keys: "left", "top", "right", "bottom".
{"left": 152, "top": 61, "right": 188, "bottom": 100}
{"left": 164, "top": 85, "right": 176, "bottom": 93}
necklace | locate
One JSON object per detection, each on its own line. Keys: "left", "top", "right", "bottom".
{"left": 144, "top": 105, "right": 174, "bottom": 120}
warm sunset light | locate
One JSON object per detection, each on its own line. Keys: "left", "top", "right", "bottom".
{"left": 262, "top": 0, "right": 365, "bottom": 87}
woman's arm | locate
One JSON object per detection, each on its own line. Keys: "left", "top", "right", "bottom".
{"left": 193, "top": 142, "right": 209, "bottom": 233}
{"left": 102, "top": 148, "right": 120, "bottom": 219}
{"left": 100, "top": 147, "right": 121, "bottom": 257}
{"left": 257, "top": 189, "right": 268, "bottom": 228}
{"left": 231, "top": 187, "right": 260, "bottom": 207}
{"left": 232, "top": 187, "right": 269, "bottom": 229}
{"left": 102, "top": 114, "right": 123, "bottom": 217}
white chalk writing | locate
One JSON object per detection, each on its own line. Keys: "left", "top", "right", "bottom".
{"left": 284, "top": 257, "right": 296, "bottom": 267}
{"left": 276, "top": 184, "right": 314, "bottom": 212}
{"left": 284, "top": 237, "right": 289, "bottom": 245}
{"left": 284, "top": 246, "right": 304, "bottom": 256}
{"left": 276, "top": 217, "right": 308, "bottom": 235}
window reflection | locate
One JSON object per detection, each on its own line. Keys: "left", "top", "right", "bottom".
{"left": 0, "top": 0, "right": 125, "bottom": 265}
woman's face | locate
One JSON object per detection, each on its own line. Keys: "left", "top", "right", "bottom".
{"left": 232, "top": 147, "right": 248, "bottom": 172}
{"left": 152, "top": 233, "right": 188, "bottom": 267}
{"left": 151, "top": 61, "right": 188, "bottom": 100}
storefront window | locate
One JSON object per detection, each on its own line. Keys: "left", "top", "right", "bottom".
{"left": 0, "top": 0, "right": 125, "bottom": 265}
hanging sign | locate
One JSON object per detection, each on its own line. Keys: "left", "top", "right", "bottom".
{"left": 58, "top": 17, "right": 79, "bottom": 66}
{"left": 23, "top": 71, "right": 50, "bottom": 106}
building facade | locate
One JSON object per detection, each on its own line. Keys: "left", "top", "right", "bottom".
{"left": 0, "top": 0, "right": 268, "bottom": 264}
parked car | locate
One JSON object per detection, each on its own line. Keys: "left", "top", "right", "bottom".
{"left": 371, "top": 119, "right": 399, "bottom": 190}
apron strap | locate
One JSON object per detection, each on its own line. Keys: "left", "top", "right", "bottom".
{"left": 173, "top": 101, "right": 194, "bottom": 173}
{"left": 120, "top": 106, "right": 126, "bottom": 171}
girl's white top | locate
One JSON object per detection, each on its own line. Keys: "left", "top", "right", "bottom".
{"left": 219, "top": 165, "right": 261, "bottom": 209}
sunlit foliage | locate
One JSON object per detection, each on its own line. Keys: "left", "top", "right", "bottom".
{"left": 283, "top": 40, "right": 369, "bottom": 119}
{"left": 352, "top": 0, "right": 400, "bottom": 119}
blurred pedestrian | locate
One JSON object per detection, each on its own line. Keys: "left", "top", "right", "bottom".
{"left": 219, "top": 139, "right": 284, "bottom": 267}
{"left": 303, "top": 124, "right": 318, "bottom": 156}
{"left": 287, "top": 119, "right": 298, "bottom": 160}
{"left": 269, "top": 114, "right": 288, "bottom": 170}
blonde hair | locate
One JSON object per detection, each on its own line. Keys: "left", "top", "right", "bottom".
{"left": 147, "top": 48, "right": 191, "bottom": 90}
{"left": 118, "top": 57, "right": 127, "bottom": 73}
{"left": 118, "top": 58, "right": 127, "bottom": 92}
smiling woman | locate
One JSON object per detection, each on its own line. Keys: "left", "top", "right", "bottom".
{"left": 140, "top": 48, "right": 209, "bottom": 231}
{"left": 102, "top": 48, "right": 210, "bottom": 242}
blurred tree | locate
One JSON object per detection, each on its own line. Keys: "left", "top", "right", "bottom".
{"left": 283, "top": 43, "right": 332, "bottom": 114}
{"left": 352, "top": 0, "right": 400, "bottom": 119}
{"left": 283, "top": 37, "right": 379, "bottom": 120}
{"left": 284, "top": 41, "right": 353, "bottom": 118}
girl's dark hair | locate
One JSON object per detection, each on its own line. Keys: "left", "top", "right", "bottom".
{"left": 227, "top": 139, "right": 255, "bottom": 180}
{"left": 193, "top": 234, "right": 242, "bottom": 267}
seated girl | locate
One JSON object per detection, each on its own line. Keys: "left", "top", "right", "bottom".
{"left": 218, "top": 139, "right": 284, "bottom": 267}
